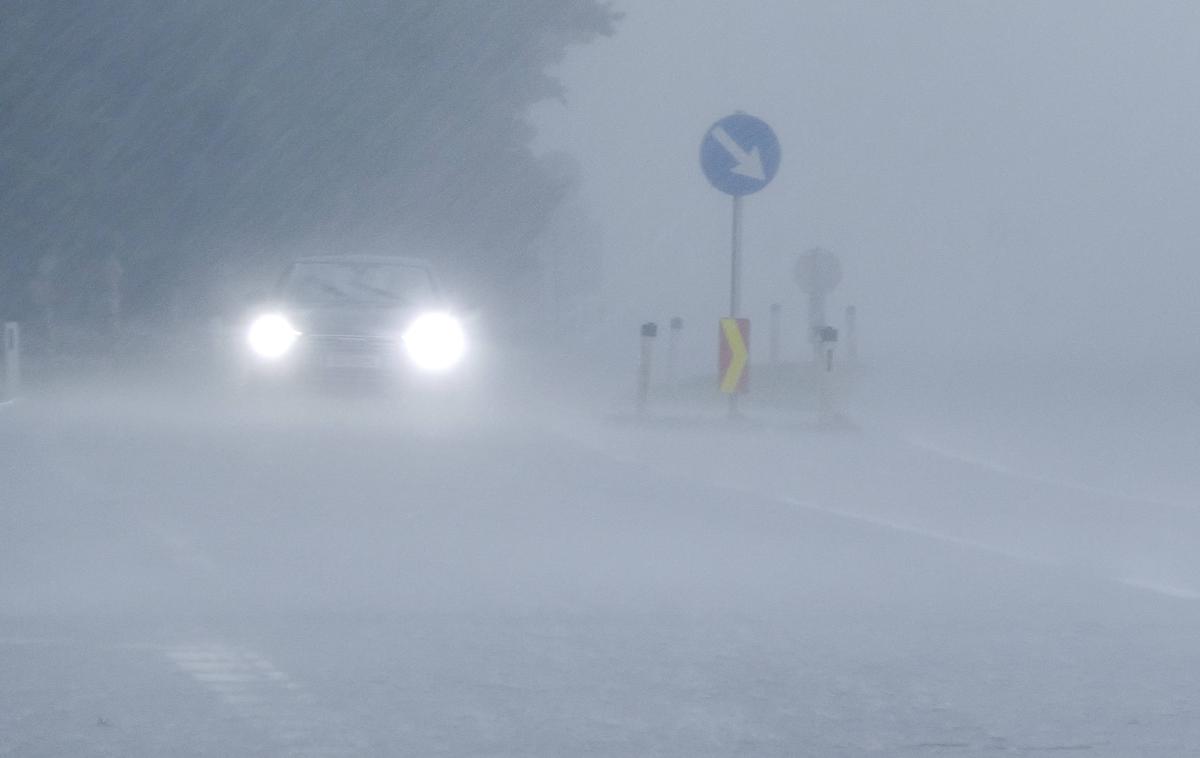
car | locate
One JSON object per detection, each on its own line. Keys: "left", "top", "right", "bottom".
{"left": 240, "top": 255, "right": 468, "bottom": 388}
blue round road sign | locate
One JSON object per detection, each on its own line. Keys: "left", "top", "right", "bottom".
{"left": 700, "top": 113, "right": 781, "bottom": 196}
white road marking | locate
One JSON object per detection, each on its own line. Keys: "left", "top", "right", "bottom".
{"left": 0, "top": 636, "right": 75, "bottom": 646}
{"left": 192, "top": 671, "right": 263, "bottom": 683}
{"left": 906, "top": 434, "right": 1187, "bottom": 511}
{"left": 771, "top": 493, "right": 1041, "bottom": 564}
{"left": 566, "top": 428, "right": 1200, "bottom": 602}
{"left": 1118, "top": 578, "right": 1200, "bottom": 600}
{"left": 771, "top": 490, "right": 1200, "bottom": 601}
{"left": 166, "top": 643, "right": 367, "bottom": 756}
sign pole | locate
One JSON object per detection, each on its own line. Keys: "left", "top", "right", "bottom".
{"left": 769, "top": 303, "right": 781, "bottom": 365}
{"left": 808, "top": 291, "right": 826, "bottom": 364}
{"left": 730, "top": 195, "right": 742, "bottom": 316}
{"left": 637, "top": 322, "right": 657, "bottom": 417}
{"left": 700, "top": 112, "right": 780, "bottom": 421}
{"left": 728, "top": 196, "right": 743, "bottom": 418}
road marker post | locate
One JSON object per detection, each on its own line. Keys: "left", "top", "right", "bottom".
{"left": 794, "top": 248, "right": 841, "bottom": 365}
{"left": 637, "top": 322, "right": 657, "bottom": 417}
{"left": 818, "top": 325, "right": 838, "bottom": 372}
{"left": 667, "top": 317, "right": 683, "bottom": 388}
{"left": 3, "top": 322, "right": 20, "bottom": 401}
{"left": 816, "top": 325, "right": 838, "bottom": 427}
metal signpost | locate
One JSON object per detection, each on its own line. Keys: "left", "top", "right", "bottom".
{"left": 700, "top": 113, "right": 781, "bottom": 416}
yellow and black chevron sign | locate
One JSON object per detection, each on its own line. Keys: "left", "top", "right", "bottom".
{"left": 718, "top": 318, "right": 749, "bottom": 394}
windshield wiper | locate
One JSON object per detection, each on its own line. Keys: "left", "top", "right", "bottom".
{"left": 351, "top": 282, "right": 405, "bottom": 302}
{"left": 315, "top": 281, "right": 349, "bottom": 299}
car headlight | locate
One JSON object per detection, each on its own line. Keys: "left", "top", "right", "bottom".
{"left": 402, "top": 312, "right": 466, "bottom": 371}
{"left": 247, "top": 313, "right": 300, "bottom": 359}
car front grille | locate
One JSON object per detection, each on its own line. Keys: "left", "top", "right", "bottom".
{"left": 306, "top": 334, "right": 396, "bottom": 352}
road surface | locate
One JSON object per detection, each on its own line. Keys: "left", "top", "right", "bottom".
{"left": 3, "top": 386, "right": 1200, "bottom": 756}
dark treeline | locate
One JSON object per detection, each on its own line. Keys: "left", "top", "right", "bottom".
{"left": 0, "top": 1, "right": 617, "bottom": 328}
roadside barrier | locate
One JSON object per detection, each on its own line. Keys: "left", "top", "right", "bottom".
{"left": 2, "top": 322, "right": 19, "bottom": 402}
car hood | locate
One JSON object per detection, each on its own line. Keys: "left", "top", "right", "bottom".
{"left": 289, "top": 305, "right": 424, "bottom": 338}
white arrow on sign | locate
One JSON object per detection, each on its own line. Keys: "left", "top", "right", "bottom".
{"left": 710, "top": 126, "right": 765, "bottom": 181}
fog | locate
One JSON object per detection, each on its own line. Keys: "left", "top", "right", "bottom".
{"left": 3, "top": 2, "right": 1200, "bottom": 756}
{"left": 533, "top": 0, "right": 1200, "bottom": 368}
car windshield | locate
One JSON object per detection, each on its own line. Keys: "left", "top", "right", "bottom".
{"left": 282, "top": 261, "right": 433, "bottom": 306}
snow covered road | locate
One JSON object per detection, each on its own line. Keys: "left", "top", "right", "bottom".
{"left": 3, "top": 389, "right": 1200, "bottom": 756}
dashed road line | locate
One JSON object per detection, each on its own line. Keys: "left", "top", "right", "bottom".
{"left": 166, "top": 643, "right": 367, "bottom": 756}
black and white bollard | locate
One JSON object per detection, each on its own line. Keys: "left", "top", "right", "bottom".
{"left": 818, "top": 325, "right": 838, "bottom": 372}
{"left": 3, "top": 322, "right": 20, "bottom": 401}
{"left": 667, "top": 317, "right": 683, "bottom": 388}
{"left": 816, "top": 325, "right": 838, "bottom": 426}
{"left": 637, "top": 322, "right": 657, "bottom": 416}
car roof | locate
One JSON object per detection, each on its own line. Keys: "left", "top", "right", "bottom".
{"left": 292, "top": 254, "right": 433, "bottom": 268}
